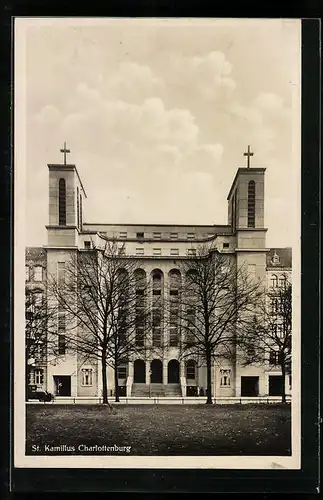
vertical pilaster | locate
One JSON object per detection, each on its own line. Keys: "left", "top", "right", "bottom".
{"left": 145, "top": 361, "right": 150, "bottom": 384}
{"left": 163, "top": 360, "right": 168, "bottom": 385}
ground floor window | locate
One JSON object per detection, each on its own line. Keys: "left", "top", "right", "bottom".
{"left": 81, "top": 368, "right": 93, "bottom": 386}
{"left": 117, "top": 364, "right": 128, "bottom": 379}
{"left": 220, "top": 369, "right": 231, "bottom": 387}
{"left": 186, "top": 360, "right": 196, "bottom": 379}
{"left": 34, "top": 369, "right": 44, "bottom": 385}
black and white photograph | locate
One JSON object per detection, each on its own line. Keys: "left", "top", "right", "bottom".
{"left": 14, "top": 17, "right": 301, "bottom": 469}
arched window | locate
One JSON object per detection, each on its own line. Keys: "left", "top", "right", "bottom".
{"left": 58, "top": 178, "right": 66, "bottom": 226}
{"left": 169, "top": 269, "right": 181, "bottom": 292}
{"left": 168, "top": 269, "right": 181, "bottom": 346}
{"left": 247, "top": 180, "right": 255, "bottom": 228}
{"left": 151, "top": 270, "right": 163, "bottom": 346}
{"left": 270, "top": 274, "right": 278, "bottom": 288}
{"left": 134, "top": 269, "right": 146, "bottom": 346}
{"left": 279, "top": 275, "right": 287, "bottom": 288}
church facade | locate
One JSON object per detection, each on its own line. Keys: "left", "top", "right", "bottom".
{"left": 25, "top": 154, "right": 292, "bottom": 400}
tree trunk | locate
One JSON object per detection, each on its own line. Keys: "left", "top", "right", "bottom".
{"left": 101, "top": 350, "right": 109, "bottom": 404}
{"left": 206, "top": 351, "right": 213, "bottom": 404}
{"left": 281, "top": 362, "right": 286, "bottom": 404}
{"left": 114, "top": 366, "right": 120, "bottom": 402}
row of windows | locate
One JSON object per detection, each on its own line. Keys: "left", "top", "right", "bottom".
{"left": 85, "top": 242, "right": 230, "bottom": 253}
{"left": 26, "top": 266, "right": 43, "bottom": 282}
{"left": 129, "top": 245, "right": 228, "bottom": 256}
{"left": 270, "top": 274, "right": 287, "bottom": 288}
{"left": 118, "top": 232, "right": 216, "bottom": 240}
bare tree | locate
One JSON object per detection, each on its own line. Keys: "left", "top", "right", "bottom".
{"left": 171, "top": 245, "right": 264, "bottom": 404}
{"left": 47, "top": 238, "right": 151, "bottom": 404}
{"left": 237, "top": 274, "right": 292, "bottom": 403}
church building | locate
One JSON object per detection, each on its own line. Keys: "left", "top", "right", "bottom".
{"left": 25, "top": 145, "right": 292, "bottom": 401}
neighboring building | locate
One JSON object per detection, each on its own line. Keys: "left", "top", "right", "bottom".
{"left": 25, "top": 247, "right": 47, "bottom": 393}
{"left": 25, "top": 156, "right": 292, "bottom": 399}
{"left": 265, "top": 247, "right": 292, "bottom": 396}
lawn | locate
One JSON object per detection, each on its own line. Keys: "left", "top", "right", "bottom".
{"left": 26, "top": 403, "right": 291, "bottom": 456}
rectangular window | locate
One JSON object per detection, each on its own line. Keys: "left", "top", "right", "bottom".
{"left": 119, "top": 232, "right": 127, "bottom": 239}
{"left": 187, "top": 232, "right": 195, "bottom": 240}
{"left": 25, "top": 266, "right": 30, "bottom": 281}
{"left": 34, "top": 292, "right": 43, "bottom": 308}
{"left": 152, "top": 328, "right": 161, "bottom": 346}
{"left": 186, "top": 330, "right": 195, "bottom": 345}
{"left": 34, "top": 369, "right": 44, "bottom": 385}
{"left": 117, "top": 365, "right": 127, "bottom": 379}
{"left": 170, "top": 232, "right": 178, "bottom": 240}
{"left": 136, "top": 232, "right": 144, "bottom": 239}
{"left": 84, "top": 241, "right": 91, "bottom": 249}
{"left": 34, "top": 266, "right": 43, "bottom": 282}
{"left": 269, "top": 350, "right": 280, "bottom": 365}
{"left": 153, "top": 289, "right": 161, "bottom": 296}
{"left": 136, "top": 248, "right": 144, "bottom": 256}
{"left": 153, "top": 232, "right": 161, "bottom": 239}
{"left": 58, "top": 334, "right": 66, "bottom": 355}
{"left": 186, "top": 364, "right": 195, "bottom": 379}
{"left": 135, "top": 329, "right": 144, "bottom": 346}
{"left": 153, "top": 248, "right": 162, "bottom": 256}
{"left": 169, "top": 328, "right": 179, "bottom": 347}
{"left": 220, "top": 369, "right": 231, "bottom": 386}
{"left": 170, "top": 248, "right": 179, "bottom": 256}
{"left": 223, "top": 242, "right": 230, "bottom": 249}
{"left": 187, "top": 249, "right": 196, "bottom": 256}
{"left": 81, "top": 368, "right": 93, "bottom": 386}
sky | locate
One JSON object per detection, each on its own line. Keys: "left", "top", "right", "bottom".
{"left": 16, "top": 18, "right": 301, "bottom": 247}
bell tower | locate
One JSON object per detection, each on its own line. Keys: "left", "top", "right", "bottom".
{"left": 227, "top": 146, "right": 267, "bottom": 250}
{"left": 46, "top": 143, "right": 87, "bottom": 247}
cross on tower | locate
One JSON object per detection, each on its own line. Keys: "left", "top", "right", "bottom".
{"left": 60, "top": 142, "right": 70, "bottom": 165}
{"left": 243, "top": 145, "right": 254, "bottom": 168}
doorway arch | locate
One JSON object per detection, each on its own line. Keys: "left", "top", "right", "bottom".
{"left": 133, "top": 359, "right": 145, "bottom": 383}
{"left": 150, "top": 359, "right": 163, "bottom": 383}
{"left": 168, "top": 359, "right": 180, "bottom": 383}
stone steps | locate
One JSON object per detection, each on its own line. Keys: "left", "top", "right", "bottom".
{"left": 132, "top": 383, "right": 181, "bottom": 397}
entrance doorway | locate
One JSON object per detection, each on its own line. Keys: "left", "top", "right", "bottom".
{"left": 241, "top": 376, "right": 259, "bottom": 397}
{"left": 133, "top": 359, "right": 145, "bottom": 383}
{"left": 269, "top": 375, "right": 283, "bottom": 396}
{"left": 53, "top": 375, "right": 71, "bottom": 396}
{"left": 150, "top": 359, "right": 163, "bottom": 383}
{"left": 168, "top": 359, "right": 180, "bottom": 383}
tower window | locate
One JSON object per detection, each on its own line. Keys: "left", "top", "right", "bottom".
{"left": 58, "top": 178, "right": 66, "bottom": 226}
{"left": 247, "top": 180, "right": 256, "bottom": 228}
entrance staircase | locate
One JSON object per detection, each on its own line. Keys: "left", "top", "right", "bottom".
{"left": 131, "top": 383, "right": 181, "bottom": 397}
